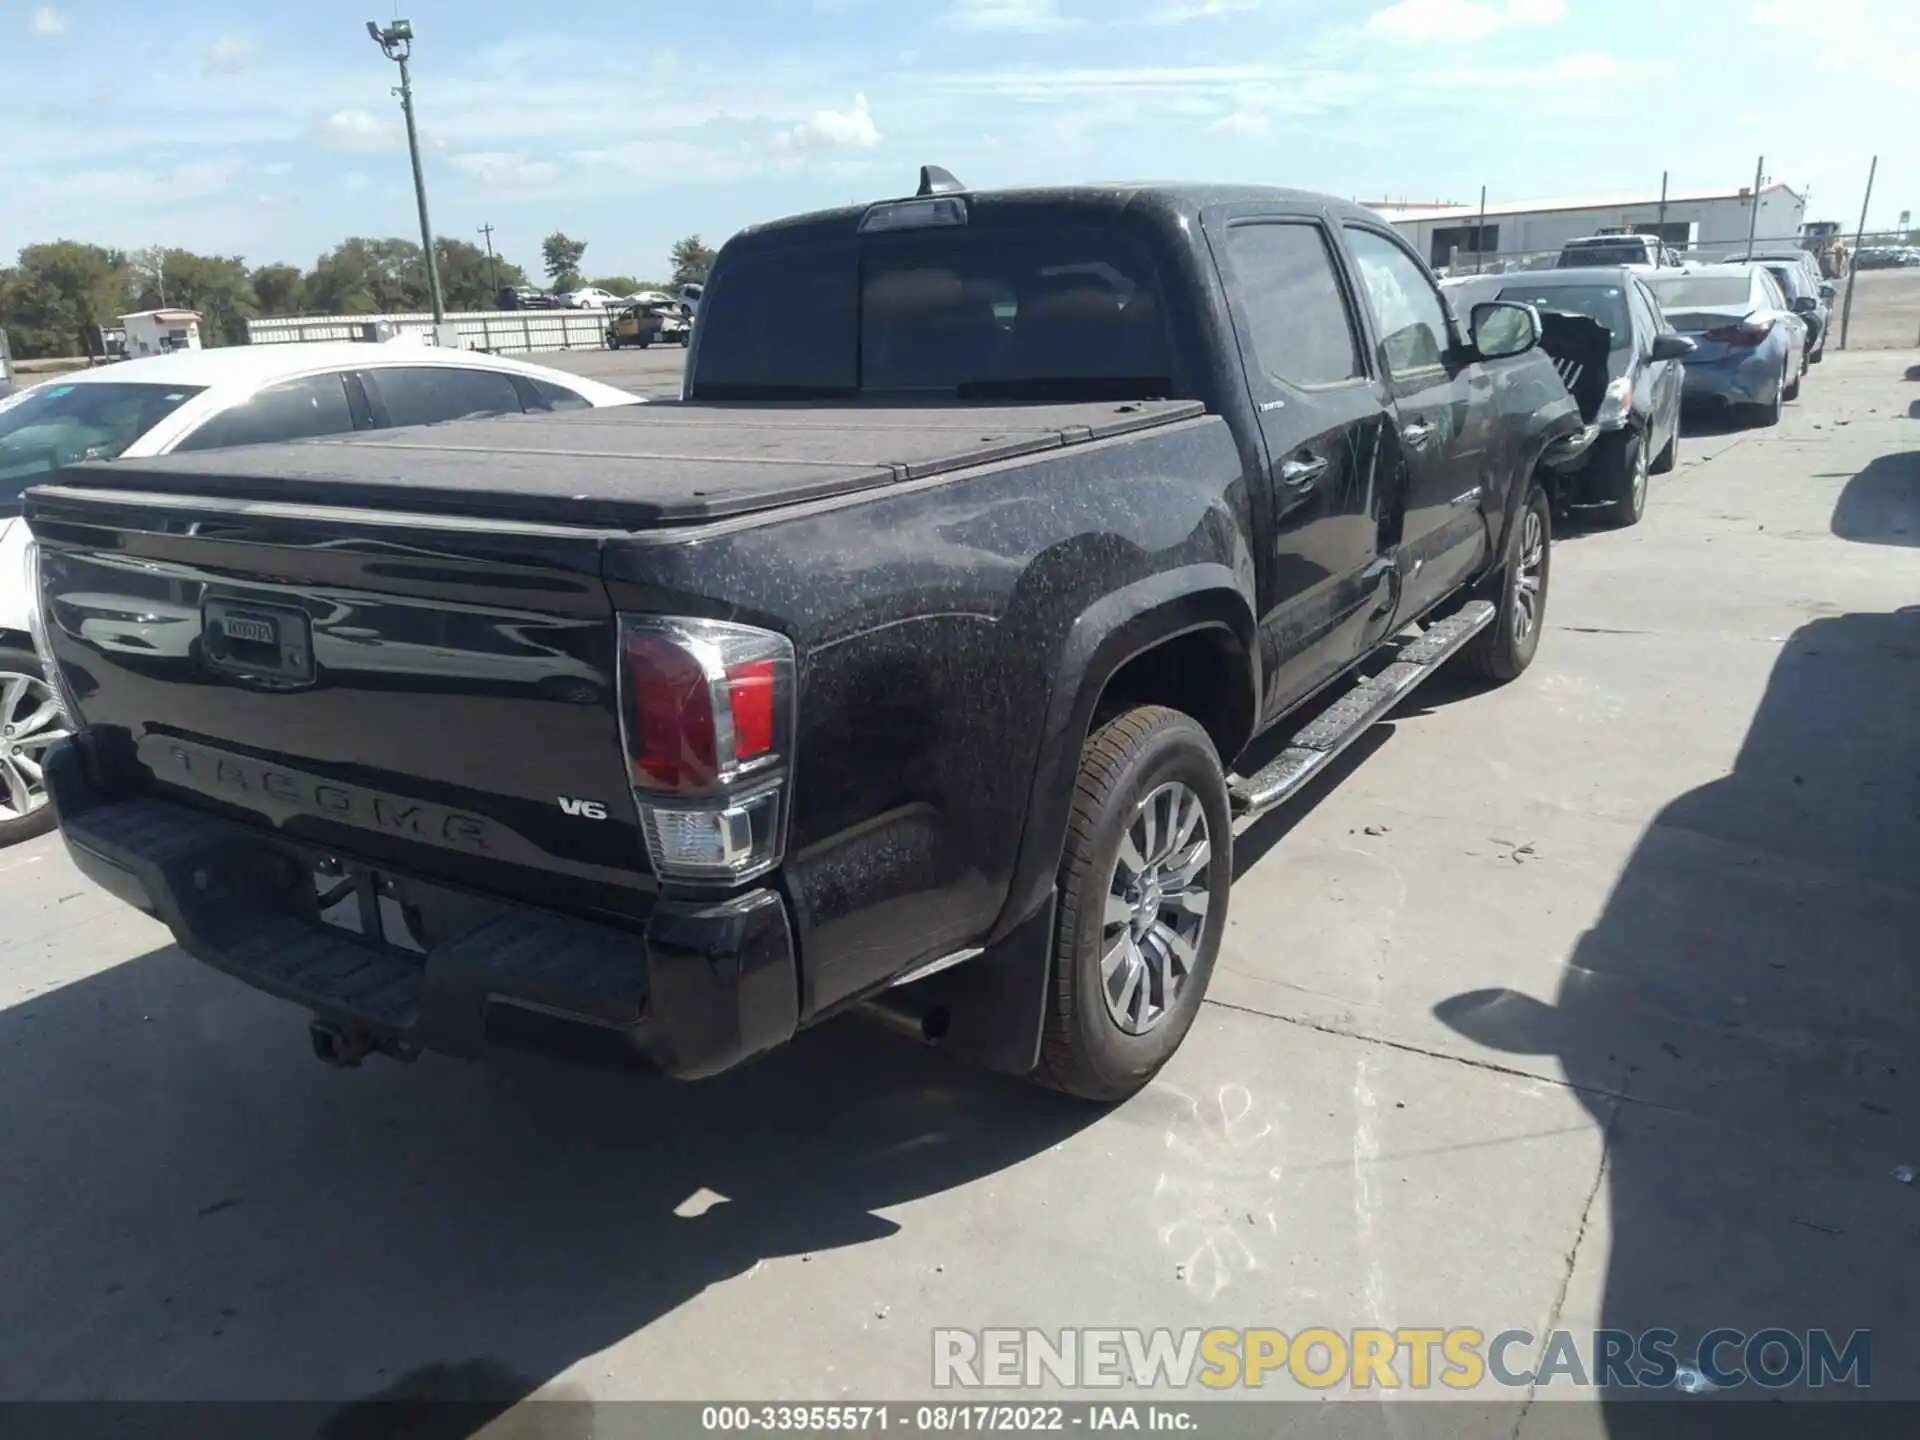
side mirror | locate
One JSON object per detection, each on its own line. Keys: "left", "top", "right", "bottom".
{"left": 1819, "top": 282, "right": 1838, "bottom": 300}
{"left": 1791, "top": 295, "right": 1818, "bottom": 314}
{"left": 1649, "top": 333, "right": 1696, "bottom": 362}
{"left": 1469, "top": 300, "right": 1540, "bottom": 360}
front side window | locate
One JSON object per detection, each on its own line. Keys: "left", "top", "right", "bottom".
{"left": 0, "top": 382, "right": 205, "bottom": 499}
{"left": 175, "top": 373, "right": 355, "bottom": 453}
{"left": 372, "top": 366, "right": 526, "bottom": 429}
{"left": 1344, "top": 227, "right": 1451, "bottom": 377}
{"left": 1220, "top": 222, "right": 1363, "bottom": 389}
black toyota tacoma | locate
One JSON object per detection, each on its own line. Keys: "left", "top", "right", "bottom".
{"left": 24, "top": 175, "right": 1591, "bottom": 1100}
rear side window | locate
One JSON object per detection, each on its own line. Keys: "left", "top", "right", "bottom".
{"left": 526, "top": 378, "right": 591, "bottom": 412}
{"left": 372, "top": 366, "right": 526, "bottom": 429}
{"left": 1219, "top": 222, "right": 1362, "bottom": 388}
{"left": 175, "top": 374, "right": 355, "bottom": 452}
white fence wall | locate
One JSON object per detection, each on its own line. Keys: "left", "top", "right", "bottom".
{"left": 246, "top": 310, "right": 612, "bottom": 354}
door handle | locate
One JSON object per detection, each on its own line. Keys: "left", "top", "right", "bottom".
{"left": 1279, "top": 454, "right": 1329, "bottom": 487}
{"left": 1400, "top": 420, "right": 1436, "bottom": 448}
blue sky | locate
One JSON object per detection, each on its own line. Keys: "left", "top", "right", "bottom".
{"left": 3, "top": 0, "right": 1915, "bottom": 281}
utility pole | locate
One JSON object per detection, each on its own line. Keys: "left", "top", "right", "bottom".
{"left": 479, "top": 223, "right": 499, "bottom": 300}
{"left": 1656, "top": 170, "right": 1668, "bottom": 243}
{"left": 367, "top": 18, "right": 445, "bottom": 323}
{"left": 1475, "top": 185, "right": 1487, "bottom": 274}
{"left": 1839, "top": 155, "right": 1877, "bottom": 352}
{"left": 1745, "top": 155, "right": 1765, "bottom": 255}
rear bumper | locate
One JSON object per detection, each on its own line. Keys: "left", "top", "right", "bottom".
{"left": 45, "top": 738, "right": 799, "bottom": 1077}
{"left": 1680, "top": 353, "right": 1779, "bottom": 407}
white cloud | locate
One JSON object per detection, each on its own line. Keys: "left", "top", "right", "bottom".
{"left": 30, "top": 6, "right": 66, "bottom": 36}
{"left": 449, "top": 151, "right": 560, "bottom": 189}
{"left": 1367, "top": 0, "right": 1564, "bottom": 42}
{"left": 1210, "top": 108, "right": 1272, "bottom": 136}
{"left": 948, "top": 0, "right": 1076, "bottom": 33}
{"left": 201, "top": 35, "right": 260, "bottom": 75}
{"left": 319, "top": 108, "right": 400, "bottom": 152}
{"left": 778, "top": 93, "right": 882, "bottom": 150}
{"left": 1148, "top": 0, "right": 1263, "bottom": 23}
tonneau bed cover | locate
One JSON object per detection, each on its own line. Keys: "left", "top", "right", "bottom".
{"left": 51, "top": 398, "right": 1207, "bottom": 529}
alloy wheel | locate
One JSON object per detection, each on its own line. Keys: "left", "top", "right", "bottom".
{"left": 1512, "top": 509, "right": 1546, "bottom": 646}
{"left": 1101, "top": 781, "right": 1212, "bottom": 1036}
{"left": 0, "top": 670, "right": 70, "bottom": 824}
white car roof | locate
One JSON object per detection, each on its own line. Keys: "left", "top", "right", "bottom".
{"left": 44, "top": 342, "right": 640, "bottom": 407}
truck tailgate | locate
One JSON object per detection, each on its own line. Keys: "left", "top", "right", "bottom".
{"left": 26, "top": 487, "right": 654, "bottom": 917}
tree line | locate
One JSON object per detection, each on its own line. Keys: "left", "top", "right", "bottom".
{"left": 0, "top": 231, "right": 721, "bottom": 361}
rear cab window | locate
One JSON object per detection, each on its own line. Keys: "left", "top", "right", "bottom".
{"left": 691, "top": 217, "right": 1177, "bottom": 402}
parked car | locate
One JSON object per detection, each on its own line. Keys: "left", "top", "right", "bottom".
{"left": 0, "top": 343, "right": 640, "bottom": 842}
{"left": 1444, "top": 266, "right": 1693, "bottom": 527}
{"left": 1556, "top": 235, "right": 1682, "bottom": 270}
{"left": 26, "top": 175, "right": 1592, "bottom": 1098}
{"left": 1644, "top": 264, "right": 1808, "bottom": 426}
{"left": 605, "top": 301, "right": 691, "bottom": 349}
{"left": 559, "top": 287, "right": 624, "bottom": 310}
{"left": 1753, "top": 258, "right": 1834, "bottom": 364}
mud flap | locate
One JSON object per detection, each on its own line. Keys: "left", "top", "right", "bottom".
{"left": 886, "top": 890, "right": 1057, "bottom": 1077}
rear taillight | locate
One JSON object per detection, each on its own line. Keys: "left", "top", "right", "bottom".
{"left": 1703, "top": 319, "right": 1774, "bottom": 347}
{"left": 23, "top": 537, "right": 82, "bottom": 728}
{"left": 617, "top": 615, "right": 795, "bottom": 883}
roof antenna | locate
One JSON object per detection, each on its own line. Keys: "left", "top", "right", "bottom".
{"left": 917, "top": 166, "right": 967, "bottom": 197}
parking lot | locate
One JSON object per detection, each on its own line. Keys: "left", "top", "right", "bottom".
{"left": 1, "top": 346, "right": 1916, "bottom": 1424}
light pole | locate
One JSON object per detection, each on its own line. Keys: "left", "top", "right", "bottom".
{"left": 366, "top": 18, "right": 445, "bottom": 323}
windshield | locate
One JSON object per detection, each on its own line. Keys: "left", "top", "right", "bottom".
{"left": 1561, "top": 240, "right": 1649, "bottom": 264}
{"left": 1645, "top": 275, "right": 1753, "bottom": 309}
{"left": 0, "top": 380, "right": 205, "bottom": 503}
{"left": 692, "top": 222, "right": 1174, "bottom": 401}
{"left": 1498, "top": 284, "right": 1632, "bottom": 349}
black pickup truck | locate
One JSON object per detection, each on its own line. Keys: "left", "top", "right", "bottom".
{"left": 25, "top": 175, "right": 1591, "bottom": 1100}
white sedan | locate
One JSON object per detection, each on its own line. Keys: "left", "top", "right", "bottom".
{"left": 0, "top": 341, "right": 639, "bottom": 843}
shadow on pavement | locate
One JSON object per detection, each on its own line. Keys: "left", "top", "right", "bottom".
{"left": 1434, "top": 606, "right": 1920, "bottom": 1419}
{"left": 1831, "top": 452, "right": 1920, "bottom": 546}
{"left": 0, "top": 951, "right": 1100, "bottom": 1414}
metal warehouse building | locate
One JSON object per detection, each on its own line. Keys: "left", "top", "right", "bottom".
{"left": 1368, "top": 183, "right": 1807, "bottom": 270}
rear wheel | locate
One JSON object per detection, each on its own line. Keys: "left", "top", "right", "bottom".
{"left": 1458, "top": 483, "right": 1550, "bottom": 684}
{"left": 1036, "top": 706, "right": 1231, "bottom": 1102}
{"left": 0, "top": 645, "right": 69, "bottom": 846}
{"left": 1783, "top": 367, "right": 1802, "bottom": 402}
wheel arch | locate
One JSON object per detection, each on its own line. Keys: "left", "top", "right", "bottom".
{"left": 993, "top": 564, "right": 1258, "bottom": 948}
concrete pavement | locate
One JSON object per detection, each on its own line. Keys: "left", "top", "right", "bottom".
{"left": 0, "top": 351, "right": 1915, "bottom": 1428}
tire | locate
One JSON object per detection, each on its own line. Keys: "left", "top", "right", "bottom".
{"left": 1783, "top": 368, "right": 1802, "bottom": 402}
{"left": 1650, "top": 409, "right": 1678, "bottom": 474}
{"left": 1748, "top": 369, "right": 1785, "bottom": 428}
{"left": 1036, "top": 706, "right": 1231, "bottom": 1103}
{"left": 1598, "top": 427, "right": 1649, "bottom": 528}
{"left": 0, "top": 645, "right": 66, "bottom": 846}
{"left": 638, "top": 335, "right": 652, "bottom": 350}
{"left": 1458, "top": 482, "right": 1551, "bottom": 684}
{"left": 604, "top": 334, "right": 619, "bottom": 350}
